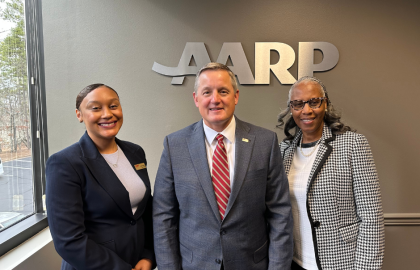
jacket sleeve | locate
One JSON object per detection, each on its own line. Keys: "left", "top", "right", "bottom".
{"left": 152, "top": 136, "right": 182, "bottom": 270}
{"left": 46, "top": 153, "right": 132, "bottom": 270}
{"left": 351, "top": 134, "right": 385, "bottom": 269}
{"left": 266, "top": 133, "right": 294, "bottom": 270}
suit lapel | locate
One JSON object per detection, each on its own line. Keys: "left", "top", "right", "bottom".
{"left": 283, "top": 132, "right": 301, "bottom": 175}
{"left": 306, "top": 124, "right": 335, "bottom": 192}
{"left": 224, "top": 118, "right": 255, "bottom": 219}
{"left": 116, "top": 138, "right": 151, "bottom": 219}
{"left": 186, "top": 121, "right": 221, "bottom": 222}
{"left": 79, "top": 132, "right": 133, "bottom": 219}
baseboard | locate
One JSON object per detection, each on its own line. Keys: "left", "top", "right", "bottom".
{"left": 384, "top": 213, "right": 420, "bottom": 226}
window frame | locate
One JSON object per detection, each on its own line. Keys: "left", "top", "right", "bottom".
{"left": 0, "top": 0, "right": 48, "bottom": 257}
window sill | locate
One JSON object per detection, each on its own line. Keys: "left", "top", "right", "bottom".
{"left": 0, "top": 213, "right": 48, "bottom": 258}
{"left": 0, "top": 226, "right": 51, "bottom": 270}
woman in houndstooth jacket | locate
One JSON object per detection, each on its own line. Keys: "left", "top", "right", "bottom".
{"left": 277, "top": 77, "right": 384, "bottom": 270}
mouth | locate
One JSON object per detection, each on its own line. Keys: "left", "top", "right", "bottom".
{"left": 209, "top": 108, "right": 223, "bottom": 112}
{"left": 98, "top": 121, "right": 117, "bottom": 127}
{"left": 300, "top": 118, "right": 315, "bottom": 124}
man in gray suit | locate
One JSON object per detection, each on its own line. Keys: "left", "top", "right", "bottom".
{"left": 153, "top": 63, "right": 293, "bottom": 270}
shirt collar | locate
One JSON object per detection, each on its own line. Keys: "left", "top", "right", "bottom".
{"left": 203, "top": 117, "right": 236, "bottom": 145}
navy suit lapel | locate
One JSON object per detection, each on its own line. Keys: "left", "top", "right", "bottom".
{"left": 116, "top": 138, "right": 151, "bottom": 191}
{"left": 224, "top": 118, "right": 255, "bottom": 218}
{"left": 186, "top": 121, "right": 222, "bottom": 223}
{"left": 79, "top": 132, "right": 133, "bottom": 219}
{"left": 116, "top": 138, "right": 151, "bottom": 219}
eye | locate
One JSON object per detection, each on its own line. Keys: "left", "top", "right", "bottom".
{"left": 291, "top": 100, "right": 304, "bottom": 108}
{"left": 308, "top": 98, "right": 322, "bottom": 107}
{"left": 110, "top": 104, "right": 119, "bottom": 109}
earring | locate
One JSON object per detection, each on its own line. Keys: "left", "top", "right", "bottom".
{"left": 325, "top": 109, "right": 328, "bottom": 112}
{"left": 290, "top": 113, "right": 292, "bottom": 115}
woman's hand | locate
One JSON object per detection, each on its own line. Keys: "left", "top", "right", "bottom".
{"left": 134, "top": 258, "right": 153, "bottom": 270}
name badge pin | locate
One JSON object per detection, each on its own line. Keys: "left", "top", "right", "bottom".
{"left": 135, "top": 163, "right": 147, "bottom": 170}
{"left": 242, "top": 138, "right": 249, "bottom": 142}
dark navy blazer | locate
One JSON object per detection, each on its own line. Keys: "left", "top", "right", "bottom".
{"left": 46, "top": 132, "right": 155, "bottom": 270}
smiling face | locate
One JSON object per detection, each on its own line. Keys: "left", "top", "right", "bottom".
{"left": 76, "top": 86, "right": 123, "bottom": 145}
{"left": 290, "top": 81, "right": 327, "bottom": 142}
{"left": 193, "top": 70, "right": 239, "bottom": 132}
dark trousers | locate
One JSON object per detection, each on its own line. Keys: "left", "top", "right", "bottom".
{"left": 291, "top": 260, "right": 306, "bottom": 270}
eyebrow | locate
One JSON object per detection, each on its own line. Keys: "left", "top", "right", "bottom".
{"left": 87, "top": 98, "right": 119, "bottom": 103}
{"left": 86, "top": 98, "right": 120, "bottom": 105}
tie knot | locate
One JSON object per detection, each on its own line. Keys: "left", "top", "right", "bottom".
{"left": 216, "top": 134, "right": 224, "bottom": 143}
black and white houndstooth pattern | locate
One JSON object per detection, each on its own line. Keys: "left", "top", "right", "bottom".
{"left": 280, "top": 124, "right": 385, "bottom": 270}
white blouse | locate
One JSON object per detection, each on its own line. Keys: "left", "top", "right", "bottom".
{"left": 101, "top": 146, "right": 146, "bottom": 214}
{"left": 288, "top": 143, "right": 320, "bottom": 270}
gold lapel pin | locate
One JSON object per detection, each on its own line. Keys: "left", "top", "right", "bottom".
{"left": 242, "top": 138, "right": 249, "bottom": 142}
{"left": 134, "top": 163, "right": 147, "bottom": 170}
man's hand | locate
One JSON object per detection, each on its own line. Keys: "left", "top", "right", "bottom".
{"left": 134, "top": 258, "right": 153, "bottom": 270}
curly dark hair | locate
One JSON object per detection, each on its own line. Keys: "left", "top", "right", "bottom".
{"left": 277, "top": 76, "right": 353, "bottom": 141}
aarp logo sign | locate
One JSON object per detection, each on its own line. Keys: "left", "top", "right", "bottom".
{"left": 152, "top": 42, "right": 339, "bottom": 85}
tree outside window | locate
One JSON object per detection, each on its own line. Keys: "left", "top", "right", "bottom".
{"left": 0, "top": 0, "right": 34, "bottom": 231}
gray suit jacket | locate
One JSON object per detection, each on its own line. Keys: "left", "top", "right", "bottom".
{"left": 153, "top": 117, "right": 293, "bottom": 270}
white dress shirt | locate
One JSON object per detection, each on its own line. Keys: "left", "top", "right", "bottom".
{"left": 203, "top": 117, "right": 236, "bottom": 187}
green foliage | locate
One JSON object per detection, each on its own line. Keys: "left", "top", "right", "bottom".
{"left": 0, "top": 20, "right": 27, "bottom": 87}
{"left": 0, "top": 0, "right": 30, "bottom": 152}
{"left": 0, "top": 0, "right": 24, "bottom": 23}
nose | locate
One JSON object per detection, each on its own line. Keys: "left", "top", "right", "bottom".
{"left": 102, "top": 107, "right": 113, "bottom": 118}
{"left": 302, "top": 102, "right": 313, "bottom": 114}
{"left": 211, "top": 91, "right": 221, "bottom": 103}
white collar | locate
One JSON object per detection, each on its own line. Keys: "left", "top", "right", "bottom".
{"left": 203, "top": 117, "right": 236, "bottom": 145}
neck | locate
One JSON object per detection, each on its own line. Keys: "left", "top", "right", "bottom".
{"left": 88, "top": 134, "right": 118, "bottom": 154}
{"left": 301, "top": 128, "right": 323, "bottom": 144}
{"left": 204, "top": 116, "right": 234, "bottom": 133}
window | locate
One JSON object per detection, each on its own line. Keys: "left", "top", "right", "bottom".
{"left": 0, "top": 0, "right": 48, "bottom": 256}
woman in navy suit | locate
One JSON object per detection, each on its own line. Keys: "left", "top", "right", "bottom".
{"left": 277, "top": 77, "right": 384, "bottom": 270}
{"left": 46, "top": 84, "right": 155, "bottom": 270}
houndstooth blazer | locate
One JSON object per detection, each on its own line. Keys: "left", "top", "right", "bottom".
{"left": 280, "top": 124, "right": 385, "bottom": 270}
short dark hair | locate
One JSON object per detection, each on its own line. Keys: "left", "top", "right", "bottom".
{"left": 76, "top": 83, "right": 118, "bottom": 110}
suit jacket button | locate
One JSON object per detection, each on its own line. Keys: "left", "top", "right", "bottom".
{"left": 215, "top": 259, "right": 221, "bottom": 264}
{"left": 313, "top": 221, "right": 320, "bottom": 228}
{"left": 220, "top": 229, "right": 226, "bottom": 235}
{"left": 130, "top": 220, "right": 136, "bottom": 225}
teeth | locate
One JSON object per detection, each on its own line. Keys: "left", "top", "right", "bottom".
{"left": 100, "top": 123, "right": 114, "bottom": 126}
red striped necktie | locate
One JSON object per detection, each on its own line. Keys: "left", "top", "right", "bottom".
{"left": 212, "top": 134, "right": 231, "bottom": 220}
